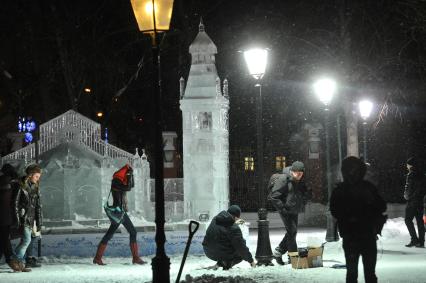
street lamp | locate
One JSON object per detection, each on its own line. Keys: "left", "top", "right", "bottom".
{"left": 313, "top": 77, "right": 338, "bottom": 242}
{"left": 359, "top": 100, "right": 373, "bottom": 162}
{"left": 130, "top": 1, "right": 174, "bottom": 282}
{"left": 243, "top": 47, "right": 273, "bottom": 266}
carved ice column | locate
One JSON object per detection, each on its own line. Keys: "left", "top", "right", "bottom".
{"left": 140, "top": 149, "right": 152, "bottom": 220}
{"left": 100, "top": 143, "right": 112, "bottom": 219}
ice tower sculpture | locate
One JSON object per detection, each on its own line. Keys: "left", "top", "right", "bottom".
{"left": 179, "top": 19, "right": 230, "bottom": 221}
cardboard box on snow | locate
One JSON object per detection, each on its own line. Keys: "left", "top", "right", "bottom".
{"left": 288, "top": 246, "right": 323, "bottom": 269}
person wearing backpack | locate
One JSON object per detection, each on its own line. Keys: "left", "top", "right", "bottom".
{"left": 93, "top": 164, "right": 146, "bottom": 265}
{"left": 403, "top": 157, "right": 426, "bottom": 248}
{"left": 267, "top": 161, "right": 311, "bottom": 265}
{"left": 330, "top": 156, "right": 387, "bottom": 283}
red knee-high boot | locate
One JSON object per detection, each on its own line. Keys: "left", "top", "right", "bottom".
{"left": 93, "top": 243, "right": 107, "bottom": 265}
{"left": 130, "top": 242, "right": 146, "bottom": 265}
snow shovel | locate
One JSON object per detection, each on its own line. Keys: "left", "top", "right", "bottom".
{"left": 175, "top": 220, "right": 200, "bottom": 283}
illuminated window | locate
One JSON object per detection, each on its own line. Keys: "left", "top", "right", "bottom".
{"left": 275, "top": 156, "right": 286, "bottom": 170}
{"left": 244, "top": 157, "right": 254, "bottom": 171}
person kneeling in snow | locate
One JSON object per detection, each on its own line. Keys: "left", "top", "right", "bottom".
{"left": 202, "top": 205, "right": 256, "bottom": 270}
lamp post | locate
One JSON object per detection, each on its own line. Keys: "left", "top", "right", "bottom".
{"left": 358, "top": 100, "right": 373, "bottom": 162}
{"left": 243, "top": 48, "right": 273, "bottom": 266}
{"left": 130, "top": 1, "right": 174, "bottom": 282}
{"left": 313, "top": 78, "right": 339, "bottom": 242}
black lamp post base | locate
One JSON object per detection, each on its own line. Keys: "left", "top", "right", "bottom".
{"left": 256, "top": 257, "right": 274, "bottom": 266}
{"left": 255, "top": 208, "right": 273, "bottom": 266}
{"left": 152, "top": 255, "right": 171, "bottom": 283}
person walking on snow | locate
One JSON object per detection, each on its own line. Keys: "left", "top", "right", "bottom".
{"left": 14, "top": 164, "right": 43, "bottom": 272}
{"left": 93, "top": 164, "right": 146, "bottom": 265}
{"left": 268, "top": 161, "right": 311, "bottom": 265}
{"left": 403, "top": 157, "right": 426, "bottom": 248}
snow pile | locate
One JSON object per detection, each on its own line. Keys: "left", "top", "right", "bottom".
{"left": 180, "top": 274, "right": 257, "bottom": 283}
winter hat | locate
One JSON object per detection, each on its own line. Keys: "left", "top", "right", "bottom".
{"left": 407, "top": 157, "right": 417, "bottom": 167}
{"left": 25, "top": 164, "right": 42, "bottom": 176}
{"left": 227, "top": 205, "right": 241, "bottom": 218}
{"left": 341, "top": 156, "right": 366, "bottom": 184}
{"left": 1, "top": 163, "right": 17, "bottom": 178}
{"left": 291, "top": 161, "right": 305, "bottom": 172}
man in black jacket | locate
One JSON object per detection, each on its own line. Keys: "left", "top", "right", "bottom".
{"left": 330, "top": 156, "right": 387, "bottom": 283}
{"left": 268, "top": 161, "right": 311, "bottom": 265}
{"left": 403, "top": 157, "right": 426, "bottom": 247}
{"left": 203, "top": 205, "right": 256, "bottom": 270}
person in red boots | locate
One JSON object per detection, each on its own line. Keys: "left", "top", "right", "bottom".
{"left": 93, "top": 164, "right": 146, "bottom": 265}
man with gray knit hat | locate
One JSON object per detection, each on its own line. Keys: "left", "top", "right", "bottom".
{"left": 202, "top": 205, "right": 256, "bottom": 270}
{"left": 268, "top": 160, "right": 311, "bottom": 265}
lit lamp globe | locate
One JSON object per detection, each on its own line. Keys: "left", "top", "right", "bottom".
{"left": 359, "top": 100, "right": 373, "bottom": 122}
{"left": 130, "top": 0, "right": 174, "bottom": 44}
{"left": 313, "top": 78, "right": 337, "bottom": 108}
{"left": 243, "top": 48, "right": 268, "bottom": 81}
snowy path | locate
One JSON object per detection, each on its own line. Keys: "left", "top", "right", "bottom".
{"left": 1, "top": 218, "right": 425, "bottom": 283}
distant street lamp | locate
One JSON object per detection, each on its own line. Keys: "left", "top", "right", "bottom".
{"left": 130, "top": 1, "right": 174, "bottom": 282}
{"left": 243, "top": 47, "right": 273, "bottom": 266}
{"left": 359, "top": 99, "right": 373, "bottom": 162}
{"left": 313, "top": 78, "right": 338, "bottom": 242}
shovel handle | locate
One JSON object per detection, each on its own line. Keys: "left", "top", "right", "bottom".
{"left": 188, "top": 220, "right": 199, "bottom": 236}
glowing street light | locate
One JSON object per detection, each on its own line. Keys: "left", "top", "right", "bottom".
{"left": 244, "top": 48, "right": 268, "bottom": 80}
{"left": 313, "top": 78, "right": 336, "bottom": 108}
{"left": 359, "top": 100, "right": 373, "bottom": 121}
{"left": 130, "top": 1, "right": 174, "bottom": 282}
{"left": 313, "top": 77, "right": 338, "bottom": 242}
{"left": 244, "top": 47, "right": 273, "bottom": 266}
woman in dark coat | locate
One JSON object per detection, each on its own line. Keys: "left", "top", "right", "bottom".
{"left": 0, "top": 164, "right": 21, "bottom": 271}
{"left": 14, "top": 164, "right": 43, "bottom": 272}
{"left": 93, "top": 164, "right": 145, "bottom": 265}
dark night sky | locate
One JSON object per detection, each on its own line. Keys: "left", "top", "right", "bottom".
{"left": 0, "top": 0, "right": 425, "bottom": 178}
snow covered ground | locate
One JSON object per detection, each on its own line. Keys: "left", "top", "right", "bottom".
{"left": 1, "top": 217, "right": 425, "bottom": 283}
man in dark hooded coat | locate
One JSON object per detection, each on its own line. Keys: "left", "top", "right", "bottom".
{"left": 0, "top": 164, "right": 21, "bottom": 271}
{"left": 403, "top": 157, "right": 425, "bottom": 247}
{"left": 202, "top": 205, "right": 256, "bottom": 270}
{"left": 330, "top": 156, "right": 386, "bottom": 283}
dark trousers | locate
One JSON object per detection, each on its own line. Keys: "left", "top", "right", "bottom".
{"left": 277, "top": 212, "right": 298, "bottom": 253}
{"left": 101, "top": 213, "right": 137, "bottom": 244}
{"left": 343, "top": 237, "right": 377, "bottom": 283}
{"left": 0, "top": 225, "right": 13, "bottom": 262}
{"left": 203, "top": 246, "right": 242, "bottom": 269}
{"left": 405, "top": 205, "right": 425, "bottom": 243}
